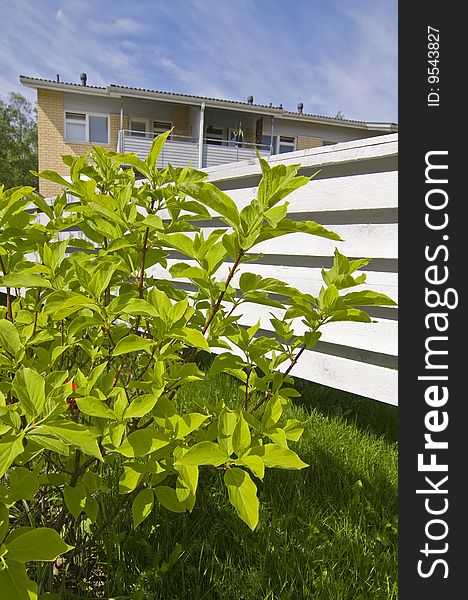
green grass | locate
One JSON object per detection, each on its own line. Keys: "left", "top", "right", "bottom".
{"left": 87, "top": 372, "right": 397, "bottom": 600}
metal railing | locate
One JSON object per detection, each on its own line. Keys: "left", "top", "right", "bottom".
{"left": 118, "top": 130, "right": 271, "bottom": 167}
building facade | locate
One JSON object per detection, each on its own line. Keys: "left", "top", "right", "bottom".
{"left": 20, "top": 75, "right": 398, "bottom": 197}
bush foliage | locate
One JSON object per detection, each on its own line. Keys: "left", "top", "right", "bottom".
{"left": 0, "top": 134, "right": 395, "bottom": 597}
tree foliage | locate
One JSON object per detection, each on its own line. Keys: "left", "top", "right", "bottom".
{"left": 0, "top": 93, "right": 37, "bottom": 189}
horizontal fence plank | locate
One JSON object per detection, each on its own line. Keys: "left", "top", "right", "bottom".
{"left": 196, "top": 224, "right": 397, "bottom": 259}
{"left": 206, "top": 134, "right": 398, "bottom": 183}
{"left": 284, "top": 349, "right": 398, "bottom": 406}
{"left": 228, "top": 171, "right": 398, "bottom": 212}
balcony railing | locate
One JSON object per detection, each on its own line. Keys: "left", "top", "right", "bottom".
{"left": 117, "top": 130, "right": 270, "bottom": 168}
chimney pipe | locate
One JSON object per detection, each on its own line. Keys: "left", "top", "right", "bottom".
{"left": 247, "top": 95, "right": 253, "bottom": 105}
{"left": 297, "top": 102, "right": 304, "bottom": 114}
{"left": 80, "top": 72, "right": 87, "bottom": 86}
{"left": 56, "top": 74, "right": 60, "bottom": 83}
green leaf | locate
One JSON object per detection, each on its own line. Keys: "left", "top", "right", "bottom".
{"left": 154, "top": 486, "right": 187, "bottom": 513}
{"left": 210, "top": 353, "right": 246, "bottom": 376}
{"left": 6, "top": 527, "right": 73, "bottom": 562}
{"left": 0, "top": 436, "right": 25, "bottom": 479}
{"left": 7, "top": 468, "right": 39, "bottom": 502}
{"left": 26, "top": 432, "right": 69, "bottom": 457}
{"left": 0, "top": 320, "right": 21, "bottom": 358}
{"left": 75, "top": 397, "right": 116, "bottom": 419}
{"left": 224, "top": 468, "right": 259, "bottom": 530}
{"left": 180, "top": 182, "right": 240, "bottom": 228}
{"left": 0, "top": 560, "right": 37, "bottom": 600}
{"left": 264, "top": 203, "right": 288, "bottom": 228}
{"left": 12, "top": 368, "right": 46, "bottom": 420}
{"left": 116, "top": 429, "right": 171, "bottom": 457}
{"left": 63, "top": 483, "right": 87, "bottom": 519}
{"left": 147, "top": 130, "right": 172, "bottom": 167}
{"left": 235, "top": 455, "right": 264, "bottom": 480}
{"left": 113, "top": 335, "right": 154, "bottom": 356}
{"left": 174, "top": 447, "right": 199, "bottom": 507}
{"left": 42, "top": 423, "right": 102, "bottom": 460}
{"left": 171, "top": 413, "right": 209, "bottom": 439}
{"left": 262, "top": 394, "right": 282, "bottom": 430}
{"left": 217, "top": 408, "right": 238, "bottom": 455}
{"left": 34, "top": 169, "right": 70, "bottom": 187}
{"left": 178, "top": 327, "right": 210, "bottom": 352}
{"left": 119, "top": 462, "right": 146, "bottom": 494}
{"left": 87, "top": 261, "right": 119, "bottom": 298}
{"left": 124, "top": 393, "right": 162, "bottom": 420}
{"left": 117, "top": 298, "right": 159, "bottom": 318}
{"left": 254, "top": 219, "right": 342, "bottom": 245}
{"left": 248, "top": 444, "right": 308, "bottom": 470}
{"left": 283, "top": 419, "right": 306, "bottom": 442}
{"left": 132, "top": 488, "right": 154, "bottom": 528}
{"left": 174, "top": 441, "right": 230, "bottom": 467}
{"left": 326, "top": 308, "right": 372, "bottom": 323}
{"left": 232, "top": 413, "right": 251, "bottom": 456}
{"left": 341, "top": 290, "right": 397, "bottom": 307}
{"left": 0, "top": 273, "right": 52, "bottom": 289}
{"left": 158, "top": 233, "right": 195, "bottom": 259}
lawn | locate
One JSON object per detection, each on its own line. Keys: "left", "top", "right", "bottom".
{"left": 64, "top": 368, "right": 398, "bottom": 600}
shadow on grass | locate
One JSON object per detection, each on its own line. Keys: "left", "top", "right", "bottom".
{"left": 293, "top": 378, "right": 398, "bottom": 444}
{"left": 95, "top": 398, "right": 397, "bottom": 600}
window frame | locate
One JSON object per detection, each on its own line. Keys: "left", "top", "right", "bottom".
{"left": 129, "top": 118, "right": 173, "bottom": 139}
{"left": 64, "top": 111, "right": 110, "bottom": 145}
{"left": 277, "top": 135, "right": 296, "bottom": 154}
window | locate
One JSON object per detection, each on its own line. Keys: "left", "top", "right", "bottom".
{"left": 130, "top": 120, "right": 147, "bottom": 137}
{"left": 278, "top": 136, "right": 296, "bottom": 153}
{"left": 153, "top": 121, "right": 172, "bottom": 136}
{"left": 65, "top": 112, "right": 109, "bottom": 144}
{"left": 261, "top": 134, "right": 277, "bottom": 152}
{"left": 89, "top": 115, "right": 108, "bottom": 144}
{"left": 205, "top": 127, "right": 224, "bottom": 145}
{"left": 65, "top": 113, "right": 86, "bottom": 142}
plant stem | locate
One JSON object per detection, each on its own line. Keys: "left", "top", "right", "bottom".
{"left": 202, "top": 250, "right": 244, "bottom": 335}
{"left": 0, "top": 255, "right": 13, "bottom": 320}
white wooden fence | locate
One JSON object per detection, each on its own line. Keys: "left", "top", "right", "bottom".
{"left": 22, "top": 134, "right": 398, "bottom": 405}
{"left": 202, "top": 134, "right": 398, "bottom": 405}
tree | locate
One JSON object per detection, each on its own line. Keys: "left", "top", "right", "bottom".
{"left": 334, "top": 110, "right": 346, "bottom": 120}
{"left": 0, "top": 92, "right": 37, "bottom": 188}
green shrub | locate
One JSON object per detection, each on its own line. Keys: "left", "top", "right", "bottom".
{"left": 0, "top": 134, "right": 395, "bottom": 596}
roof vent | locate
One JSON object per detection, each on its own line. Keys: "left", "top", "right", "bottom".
{"left": 279, "top": 103, "right": 283, "bottom": 109}
{"left": 80, "top": 72, "right": 87, "bottom": 86}
{"left": 56, "top": 74, "right": 60, "bottom": 83}
{"left": 297, "top": 102, "right": 304, "bottom": 114}
{"left": 247, "top": 95, "right": 254, "bottom": 105}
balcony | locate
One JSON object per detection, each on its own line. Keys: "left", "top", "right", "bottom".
{"left": 117, "top": 130, "right": 270, "bottom": 169}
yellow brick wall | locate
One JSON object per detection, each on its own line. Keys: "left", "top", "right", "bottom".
{"left": 296, "top": 136, "right": 323, "bottom": 151}
{"left": 37, "top": 89, "right": 120, "bottom": 197}
{"left": 171, "top": 104, "right": 189, "bottom": 138}
{"left": 243, "top": 128, "right": 255, "bottom": 144}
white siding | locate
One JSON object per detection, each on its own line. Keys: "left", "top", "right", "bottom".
{"left": 64, "top": 92, "right": 121, "bottom": 115}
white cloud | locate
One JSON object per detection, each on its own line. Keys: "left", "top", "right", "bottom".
{"left": 88, "top": 17, "right": 145, "bottom": 35}
{"left": 0, "top": 0, "right": 397, "bottom": 122}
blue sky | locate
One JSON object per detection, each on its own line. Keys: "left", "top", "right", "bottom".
{"left": 0, "top": 0, "right": 397, "bottom": 122}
